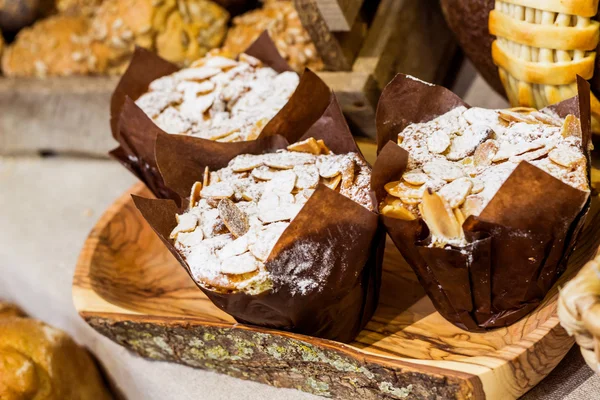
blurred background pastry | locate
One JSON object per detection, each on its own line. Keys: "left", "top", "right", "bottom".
{"left": 1, "top": 14, "right": 100, "bottom": 77}
{"left": 0, "top": 301, "right": 112, "bottom": 400}
{"left": 1, "top": 0, "right": 230, "bottom": 76}
{"left": 222, "top": 0, "right": 323, "bottom": 72}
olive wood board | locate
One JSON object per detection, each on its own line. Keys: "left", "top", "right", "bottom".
{"left": 74, "top": 169, "right": 600, "bottom": 400}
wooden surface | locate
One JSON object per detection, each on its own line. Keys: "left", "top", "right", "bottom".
{"left": 314, "top": 0, "right": 364, "bottom": 31}
{"left": 73, "top": 147, "right": 600, "bottom": 399}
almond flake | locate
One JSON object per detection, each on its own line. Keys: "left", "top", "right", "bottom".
{"left": 561, "top": 115, "right": 582, "bottom": 138}
{"left": 230, "top": 154, "right": 264, "bottom": 172}
{"left": 423, "top": 160, "right": 464, "bottom": 182}
{"left": 421, "top": 190, "right": 463, "bottom": 242}
{"left": 461, "top": 195, "right": 484, "bottom": 218}
{"left": 190, "top": 181, "right": 203, "bottom": 208}
{"left": 402, "top": 171, "right": 428, "bottom": 186}
{"left": 201, "top": 181, "right": 234, "bottom": 199}
{"left": 474, "top": 139, "right": 499, "bottom": 166}
{"left": 438, "top": 178, "right": 473, "bottom": 208}
{"left": 264, "top": 170, "right": 297, "bottom": 194}
{"left": 446, "top": 124, "right": 492, "bottom": 160}
{"left": 218, "top": 199, "right": 249, "bottom": 238}
{"left": 251, "top": 166, "right": 277, "bottom": 180}
{"left": 427, "top": 130, "right": 451, "bottom": 154}
{"left": 548, "top": 146, "right": 586, "bottom": 168}
{"left": 287, "top": 137, "right": 321, "bottom": 155}
{"left": 170, "top": 213, "right": 199, "bottom": 239}
{"left": 203, "top": 166, "right": 210, "bottom": 188}
{"left": 293, "top": 164, "right": 319, "bottom": 189}
{"left": 176, "top": 67, "right": 222, "bottom": 81}
{"left": 220, "top": 252, "right": 258, "bottom": 275}
{"left": 176, "top": 228, "right": 204, "bottom": 248}
{"left": 380, "top": 198, "right": 416, "bottom": 220}
{"left": 323, "top": 174, "right": 342, "bottom": 190}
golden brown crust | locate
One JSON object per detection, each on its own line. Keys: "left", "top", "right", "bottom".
{"left": 154, "top": 0, "right": 229, "bottom": 66}
{"left": 491, "top": 0, "right": 600, "bottom": 131}
{"left": 2, "top": 0, "right": 228, "bottom": 76}
{"left": 55, "top": 0, "right": 103, "bottom": 16}
{"left": 0, "top": 304, "right": 111, "bottom": 399}
{"left": 1, "top": 15, "right": 102, "bottom": 77}
{"left": 222, "top": 0, "right": 323, "bottom": 72}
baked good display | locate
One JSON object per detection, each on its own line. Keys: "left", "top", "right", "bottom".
{"left": 440, "top": 0, "right": 600, "bottom": 133}
{"left": 222, "top": 0, "right": 323, "bottom": 72}
{"left": 110, "top": 35, "right": 334, "bottom": 202}
{"left": 1, "top": 15, "right": 101, "bottom": 77}
{"left": 380, "top": 105, "right": 589, "bottom": 247}
{"left": 129, "top": 91, "right": 383, "bottom": 343}
{"left": 0, "top": 301, "right": 112, "bottom": 399}
{"left": 1, "top": 0, "right": 229, "bottom": 76}
{"left": 135, "top": 53, "right": 299, "bottom": 141}
{"left": 373, "top": 74, "right": 592, "bottom": 331}
{"left": 170, "top": 138, "right": 373, "bottom": 294}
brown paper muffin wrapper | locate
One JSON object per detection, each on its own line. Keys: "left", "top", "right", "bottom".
{"left": 372, "top": 74, "right": 595, "bottom": 331}
{"left": 130, "top": 94, "right": 384, "bottom": 343}
{"left": 109, "top": 32, "right": 332, "bottom": 203}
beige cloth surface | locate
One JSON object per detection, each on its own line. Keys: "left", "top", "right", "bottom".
{"left": 0, "top": 65, "right": 598, "bottom": 399}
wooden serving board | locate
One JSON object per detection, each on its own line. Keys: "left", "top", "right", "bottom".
{"left": 73, "top": 169, "right": 600, "bottom": 400}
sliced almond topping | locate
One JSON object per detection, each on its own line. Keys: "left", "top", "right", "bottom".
{"left": 461, "top": 195, "right": 485, "bottom": 218}
{"left": 561, "top": 115, "right": 582, "bottom": 138}
{"left": 474, "top": 139, "right": 499, "bottom": 166}
{"left": 548, "top": 146, "right": 586, "bottom": 168}
{"left": 454, "top": 207, "right": 466, "bottom": 227}
{"left": 189, "top": 181, "right": 203, "bottom": 209}
{"left": 384, "top": 181, "right": 424, "bottom": 199}
{"left": 316, "top": 156, "right": 343, "bottom": 178}
{"left": 217, "top": 235, "right": 249, "bottom": 260}
{"left": 264, "top": 170, "right": 297, "bottom": 194}
{"left": 218, "top": 199, "right": 249, "bottom": 238}
{"left": 400, "top": 196, "right": 421, "bottom": 205}
{"left": 340, "top": 159, "right": 355, "bottom": 190}
{"left": 202, "top": 56, "right": 239, "bottom": 70}
{"left": 201, "top": 181, "right": 234, "bottom": 199}
{"left": 252, "top": 166, "right": 277, "bottom": 181}
{"left": 470, "top": 178, "right": 484, "bottom": 194}
{"left": 176, "top": 228, "right": 204, "bottom": 248}
{"left": 498, "top": 108, "right": 537, "bottom": 124}
{"left": 265, "top": 152, "right": 315, "bottom": 169}
{"left": 421, "top": 190, "right": 463, "bottom": 242}
{"left": 220, "top": 252, "right": 258, "bottom": 275}
{"left": 380, "top": 199, "right": 417, "bottom": 221}
{"left": 531, "top": 111, "right": 562, "bottom": 126}
{"left": 317, "top": 139, "right": 331, "bottom": 154}
{"left": 446, "top": 124, "right": 493, "bottom": 161}
{"left": 293, "top": 164, "right": 319, "bottom": 189}
{"left": 170, "top": 213, "right": 199, "bottom": 239}
{"left": 509, "top": 144, "right": 555, "bottom": 163}
{"left": 287, "top": 137, "right": 321, "bottom": 155}
{"left": 423, "top": 160, "right": 464, "bottom": 182}
{"left": 402, "top": 171, "right": 428, "bottom": 186}
{"left": 203, "top": 166, "right": 210, "bottom": 188}
{"left": 493, "top": 141, "right": 544, "bottom": 162}
{"left": 176, "top": 66, "right": 222, "bottom": 81}
{"left": 230, "top": 154, "right": 264, "bottom": 172}
{"left": 323, "top": 174, "right": 342, "bottom": 190}
{"left": 427, "top": 130, "right": 451, "bottom": 154}
{"left": 438, "top": 178, "right": 473, "bottom": 208}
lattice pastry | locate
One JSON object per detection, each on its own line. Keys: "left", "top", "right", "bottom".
{"left": 490, "top": 0, "right": 600, "bottom": 132}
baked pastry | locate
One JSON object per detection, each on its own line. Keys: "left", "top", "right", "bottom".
{"left": 222, "top": 0, "right": 323, "bottom": 72}
{"left": 91, "top": 0, "right": 228, "bottom": 74}
{"left": 0, "top": 302, "right": 112, "bottom": 400}
{"left": 0, "top": 0, "right": 54, "bottom": 34}
{"left": 135, "top": 52, "right": 299, "bottom": 141}
{"left": 374, "top": 74, "right": 592, "bottom": 331}
{"left": 170, "top": 138, "right": 373, "bottom": 294}
{"left": 380, "top": 106, "right": 589, "bottom": 246}
{"left": 1, "top": 15, "right": 101, "bottom": 77}
{"left": 490, "top": 0, "right": 600, "bottom": 131}
{"left": 56, "top": 0, "right": 103, "bottom": 16}
{"left": 1, "top": 0, "right": 228, "bottom": 76}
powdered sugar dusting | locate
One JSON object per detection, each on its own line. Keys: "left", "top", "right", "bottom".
{"left": 136, "top": 54, "right": 299, "bottom": 141}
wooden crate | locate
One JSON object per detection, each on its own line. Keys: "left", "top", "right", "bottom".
{"left": 0, "top": 0, "right": 456, "bottom": 156}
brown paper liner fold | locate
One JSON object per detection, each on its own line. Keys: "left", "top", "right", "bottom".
{"left": 373, "top": 74, "right": 594, "bottom": 331}
{"left": 110, "top": 33, "right": 332, "bottom": 202}
{"left": 131, "top": 92, "right": 383, "bottom": 343}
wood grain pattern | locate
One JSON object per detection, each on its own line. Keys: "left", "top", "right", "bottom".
{"left": 73, "top": 152, "right": 600, "bottom": 399}
{"left": 314, "top": 0, "right": 364, "bottom": 31}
